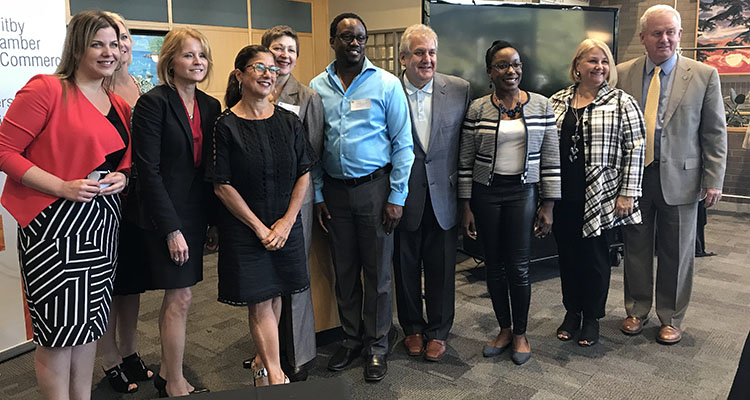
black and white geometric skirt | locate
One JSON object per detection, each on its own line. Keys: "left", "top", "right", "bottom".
{"left": 17, "top": 194, "right": 121, "bottom": 348}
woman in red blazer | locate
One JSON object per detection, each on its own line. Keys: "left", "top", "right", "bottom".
{"left": 0, "top": 11, "right": 130, "bottom": 400}
{"left": 131, "top": 28, "right": 220, "bottom": 397}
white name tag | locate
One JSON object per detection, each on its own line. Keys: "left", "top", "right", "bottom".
{"left": 350, "top": 98, "right": 372, "bottom": 111}
{"left": 594, "top": 104, "right": 617, "bottom": 112}
{"left": 277, "top": 102, "right": 301, "bottom": 116}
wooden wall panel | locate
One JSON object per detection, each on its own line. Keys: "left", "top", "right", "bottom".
{"left": 182, "top": 26, "right": 250, "bottom": 106}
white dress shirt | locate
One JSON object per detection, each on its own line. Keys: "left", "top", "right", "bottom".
{"left": 403, "top": 74, "right": 433, "bottom": 151}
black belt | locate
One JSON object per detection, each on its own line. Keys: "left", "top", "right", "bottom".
{"left": 327, "top": 164, "right": 392, "bottom": 187}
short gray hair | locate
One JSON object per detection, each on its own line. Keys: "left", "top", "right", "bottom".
{"left": 640, "top": 4, "right": 682, "bottom": 33}
{"left": 399, "top": 24, "right": 438, "bottom": 55}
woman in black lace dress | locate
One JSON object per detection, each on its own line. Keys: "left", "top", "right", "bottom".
{"left": 209, "top": 45, "right": 313, "bottom": 386}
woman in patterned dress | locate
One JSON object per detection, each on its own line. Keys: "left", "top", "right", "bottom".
{"left": 0, "top": 11, "right": 131, "bottom": 400}
{"left": 96, "top": 11, "right": 155, "bottom": 394}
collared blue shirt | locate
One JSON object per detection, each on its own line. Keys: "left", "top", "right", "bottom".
{"left": 642, "top": 52, "right": 677, "bottom": 161}
{"left": 310, "top": 58, "right": 414, "bottom": 205}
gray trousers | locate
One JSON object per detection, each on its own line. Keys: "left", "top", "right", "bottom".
{"left": 393, "top": 193, "right": 456, "bottom": 341}
{"left": 278, "top": 201, "right": 317, "bottom": 368}
{"left": 623, "top": 164, "right": 698, "bottom": 328}
{"left": 323, "top": 174, "right": 393, "bottom": 355}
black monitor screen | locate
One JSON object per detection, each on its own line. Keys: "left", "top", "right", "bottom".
{"left": 426, "top": 1, "right": 618, "bottom": 99}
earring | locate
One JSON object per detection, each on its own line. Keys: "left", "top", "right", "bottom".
{"left": 575, "top": 70, "right": 581, "bottom": 78}
{"left": 489, "top": 81, "right": 494, "bottom": 89}
{"left": 238, "top": 81, "right": 242, "bottom": 92}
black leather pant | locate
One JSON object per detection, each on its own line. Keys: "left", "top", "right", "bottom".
{"left": 471, "top": 176, "right": 536, "bottom": 335}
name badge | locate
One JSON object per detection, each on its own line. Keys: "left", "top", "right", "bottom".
{"left": 350, "top": 98, "right": 372, "bottom": 111}
{"left": 277, "top": 102, "right": 301, "bottom": 116}
{"left": 594, "top": 104, "right": 617, "bottom": 112}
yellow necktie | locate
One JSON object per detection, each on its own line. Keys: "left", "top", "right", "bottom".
{"left": 643, "top": 66, "right": 661, "bottom": 166}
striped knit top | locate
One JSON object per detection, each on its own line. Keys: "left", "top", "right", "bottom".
{"left": 458, "top": 91, "right": 561, "bottom": 200}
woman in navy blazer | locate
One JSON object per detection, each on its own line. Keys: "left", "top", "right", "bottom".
{"left": 131, "top": 27, "right": 220, "bottom": 397}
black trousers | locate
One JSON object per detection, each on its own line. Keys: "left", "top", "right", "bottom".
{"left": 393, "top": 192, "right": 457, "bottom": 341}
{"left": 470, "top": 176, "right": 535, "bottom": 335}
{"left": 729, "top": 330, "right": 750, "bottom": 399}
{"left": 323, "top": 174, "right": 393, "bottom": 355}
{"left": 552, "top": 200, "right": 611, "bottom": 319}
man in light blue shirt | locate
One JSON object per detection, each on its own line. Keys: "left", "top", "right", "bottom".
{"left": 310, "top": 12, "right": 413, "bottom": 382}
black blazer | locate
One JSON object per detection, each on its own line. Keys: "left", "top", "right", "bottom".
{"left": 131, "top": 84, "right": 221, "bottom": 236}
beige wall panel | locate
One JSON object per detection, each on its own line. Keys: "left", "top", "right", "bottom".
{"left": 295, "top": 35, "right": 315, "bottom": 85}
{"left": 328, "top": 0, "right": 420, "bottom": 31}
{"left": 309, "top": 226, "right": 339, "bottom": 332}
{"left": 175, "top": 26, "right": 249, "bottom": 105}
{"left": 310, "top": 0, "right": 330, "bottom": 75}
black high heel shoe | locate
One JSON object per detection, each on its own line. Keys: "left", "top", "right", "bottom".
{"left": 154, "top": 375, "right": 209, "bottom": 397}
{"left": 578, "top": 318, "right": 600, "bottom": 347}
{"left": 556, "top": 312, "right": 581, "bottom": 341}
{"left": 121, "top": 352, "right": 153, "bottom": 382}
{"left": 154, "top": 374, "right": 167, "bottom": 398}
{"left": 104, "top": 365, "right": 138, "bottom": 393}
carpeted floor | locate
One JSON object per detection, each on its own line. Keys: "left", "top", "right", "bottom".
{"left": 0, "top": 211, "right": 748, "bottom": 400}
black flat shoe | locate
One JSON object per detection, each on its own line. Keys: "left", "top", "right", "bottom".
{"left": 556, "top": 312, "right": 582, "bottom": 341}
{"left": 578, "top": 318, "right": 600, "bottom": 347}
{"left": 121, "top": 352, "right": 153, "bottom": 382}
{"left": 363, "top": 354, "right": 387, "bottom": 382}
{"left": 104, "top": 364, "right": 138, "bottom": 393}
{"left": 327, "top": 346, "right": 361, "bottom": 371}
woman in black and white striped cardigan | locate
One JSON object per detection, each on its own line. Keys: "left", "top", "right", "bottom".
{"left": 459, "top": 40, "right": 561, "bottom": 365}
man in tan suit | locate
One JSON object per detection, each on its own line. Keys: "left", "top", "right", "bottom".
{"left": 616, "top": 4, "right": 727, "bottom": 344}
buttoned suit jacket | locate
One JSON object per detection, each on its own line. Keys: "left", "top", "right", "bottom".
{"left": 132, "top": 85, "right": 221, "bottom": 235}
{"left": 400, "top": 72, "right": 471, "bottom": 231}
{"left": 616, "top": 55, "right": 727, "bottom": 206}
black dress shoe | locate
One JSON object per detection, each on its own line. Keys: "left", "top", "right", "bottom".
{"left": 327, "top": 346, "right": 361, "bottom": 371}
{"left": 364, "top": 355, "right": 387, "bottom": 382}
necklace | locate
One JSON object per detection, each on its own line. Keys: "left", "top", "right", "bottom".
{"left": 493, "top": 92, "right": 522, "bottom": 118}
{"left": 569, "top": 93, "right": 584, "bottom": 163}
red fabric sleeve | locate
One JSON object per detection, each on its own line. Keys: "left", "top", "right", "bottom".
{"left": 0, "top": 75, "right": 55, "bottom": 182}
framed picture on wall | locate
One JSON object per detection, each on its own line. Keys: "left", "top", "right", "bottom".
{"left": 129, "top": 30, "right": 168, "bottom": 86}
{"left": 696, "top": 0, "right": 750, "bottom": 75}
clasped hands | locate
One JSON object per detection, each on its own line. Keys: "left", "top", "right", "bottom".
{"left": 59, "top": 171, "right": 128, "bottom": 202}
{"left": 257, "top": 217, "right": 294, "bottom": 251}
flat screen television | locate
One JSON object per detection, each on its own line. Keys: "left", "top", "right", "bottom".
{"left": 424, "top": 1, "right": 618, "bottom": 99}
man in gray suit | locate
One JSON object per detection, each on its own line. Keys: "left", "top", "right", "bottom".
{"left": 393, "top": 24, "right": 470, "bottom": 361}
{"left": 616, "top": 5, "right": 727, "bottom": 344}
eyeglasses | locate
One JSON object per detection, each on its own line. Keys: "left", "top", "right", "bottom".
{"left": 492, "top": 62, "right": 523, "bottom": 71}
{"left": 245, "top": 63, "right": 281, "bottom": 75}
{"left": 336, "top": 33, "right": 368, "bottom": 44}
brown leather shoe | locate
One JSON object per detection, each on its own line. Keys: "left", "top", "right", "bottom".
{"left": 423, "top": 339, "right": 446, "bottom": 362}
{"left": 620, "top": 316, "right": 647, "bottom": 335}
{"left": 657, "top": 325, "right": 682, "bottom": 345}
{"left": 403, "top": 334, "right": 424, "bottom": 356}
